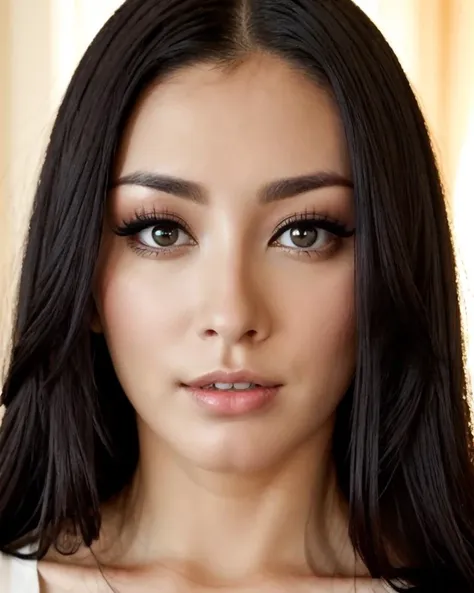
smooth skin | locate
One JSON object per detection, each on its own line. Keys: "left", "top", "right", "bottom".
{"left": 38, "top": 53, "right": 389, "bottom": 592}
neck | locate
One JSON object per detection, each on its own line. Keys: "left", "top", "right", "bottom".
{"left": 98, "top": 417, "right": 362, "bottom": 584}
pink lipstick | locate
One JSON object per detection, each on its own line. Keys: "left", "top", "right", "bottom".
{"left": 182, "top": 370, "right": 282, "bottom": 416}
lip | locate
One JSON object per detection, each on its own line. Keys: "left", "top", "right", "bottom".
{"left": 184, "top": 384, "right": 280, "bottom": 415}
{"left": 183, "top": 370, "right": 281, "bottom": 389}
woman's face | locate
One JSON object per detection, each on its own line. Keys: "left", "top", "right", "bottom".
{"left": 94, "top": 54, "right": 356, "bottom": 473}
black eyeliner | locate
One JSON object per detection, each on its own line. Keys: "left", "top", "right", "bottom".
{"left": 112, "top": 209, "right": 189, "bottom": 237}
{"left": 271, "top": 211, "right": 355, "bottom": 243}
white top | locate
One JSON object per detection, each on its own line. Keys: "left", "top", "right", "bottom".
{"left": 0, "top": 551, "right": 39, "bottom": 593}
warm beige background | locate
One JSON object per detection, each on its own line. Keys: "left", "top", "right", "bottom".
{"left": 1, "top": 0, "right": 474, "bottom": 380}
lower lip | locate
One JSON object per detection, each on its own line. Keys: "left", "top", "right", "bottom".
{"left": 184, "top": 385, "right": 280, "bottom": 415}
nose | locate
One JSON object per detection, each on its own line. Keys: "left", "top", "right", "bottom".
{"left": 193, "top": 251, "right": 272, "bottom": 348}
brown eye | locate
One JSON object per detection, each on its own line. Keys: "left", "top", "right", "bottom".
{"left": 138, "top": 222, "right": 192, "bottom": 249}
{"left": 287, "top": 226, "right": 318, "bottom": 248}
{"left": 276, "top": 223, "right": 331, "bottom": 251}
{"left": 151, "top": 224, "right": 179, "bottom": 247}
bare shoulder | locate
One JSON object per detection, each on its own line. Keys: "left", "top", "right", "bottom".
{"left": 38, "top": 561, "right": 105, "bottom": 592}
{"left": 38, "top": 547, "right": 105, "bottom": 592}
{"left": 37, "top": 549, "right": 399, "bottom": 593}
{"left": 220, "top": 575, "right": 397, "bottom": 593}
{"left": 269, "top": 575, "right": 397, "bottom": 592}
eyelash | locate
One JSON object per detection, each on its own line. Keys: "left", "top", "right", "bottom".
{"left": 112, "top": 207, "right": 355, "bottom": 260}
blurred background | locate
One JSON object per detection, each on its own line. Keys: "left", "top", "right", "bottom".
{"left": 0, "top": 0, "right": 473, "bottom": 386}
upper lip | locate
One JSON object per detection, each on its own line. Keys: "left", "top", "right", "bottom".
{"left": 183, "top": 370, "right": 281, "bottom": 388}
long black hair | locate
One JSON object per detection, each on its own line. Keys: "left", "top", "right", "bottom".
{"left": 1, "top": 0, "right": 474, "bottom": 591}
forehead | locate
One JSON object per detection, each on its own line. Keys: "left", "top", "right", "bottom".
{"left": 115, "top": 54, "right": 351, "bottom": 185}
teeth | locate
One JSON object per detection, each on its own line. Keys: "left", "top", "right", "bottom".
{"left": 202, "top": 382, "right": 258, "bottom": 390}
{"left": 212, "top": 382, "right": 234, "bottom": 390}
{"left": 231, "top": 382, "right": 256, "bottom": 390}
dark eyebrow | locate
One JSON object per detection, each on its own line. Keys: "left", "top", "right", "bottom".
{"left": 260, "top": 171, "right": 353, "bottom": 203}
{"left": 111, "top": 170, "right": 353, "bottom": 204}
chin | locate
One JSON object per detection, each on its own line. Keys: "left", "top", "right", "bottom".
{"left": 167, "top": 422, "right": 307, "bottom": 474}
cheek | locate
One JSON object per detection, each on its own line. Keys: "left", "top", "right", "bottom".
{"left": 280, "top": 260, "right": 356, "bottom": 408}
{"left": 102, "top": 273, "right": 182, "bottom": 335}
{"left": 94, "top": 253, "right": 189, "bottom": 389}
{"left": 297, "top": 283, "right": 355, "bottom": 371}
{"left": 283, "top": 256, "right": 354, "bottom": 348}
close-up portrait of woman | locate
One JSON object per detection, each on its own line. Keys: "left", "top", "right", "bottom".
{"left": 1, "top": 0, "right": 474, "bottom": 592}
